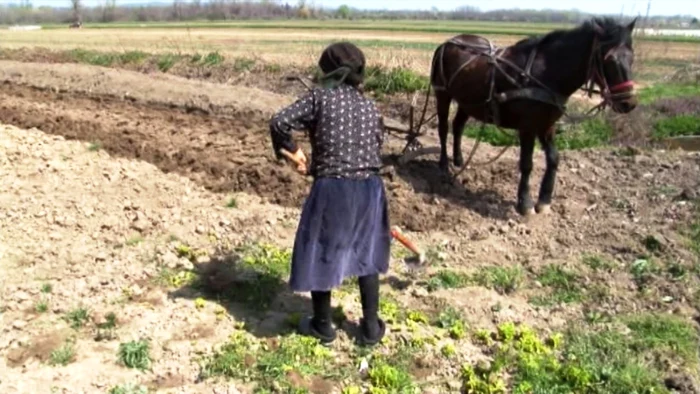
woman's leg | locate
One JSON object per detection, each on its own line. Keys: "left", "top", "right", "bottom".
{"left": 310, "top": 290, "right": 335, "bottom": 338}
{"left": 358, "top": 274, "right": 385, "bottom": 343}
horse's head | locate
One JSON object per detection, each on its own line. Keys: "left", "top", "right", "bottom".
{"left": 590, "top": 17, "right": 638, "bottom": 114}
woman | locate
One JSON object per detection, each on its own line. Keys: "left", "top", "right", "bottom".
{"left": 269, "top": 42, "right": 390, "bottom": 346}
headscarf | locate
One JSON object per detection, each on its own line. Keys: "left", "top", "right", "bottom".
{"left": 317, "top": 41, "right": 366, "bottom": 88}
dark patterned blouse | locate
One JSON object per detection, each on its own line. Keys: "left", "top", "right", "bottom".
{"left": 269, "top": 84, "right": 384, "bottom": 179}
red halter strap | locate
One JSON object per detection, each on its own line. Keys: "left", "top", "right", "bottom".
{"left": 609, "top": 80, "right": 635, "bottom": 93}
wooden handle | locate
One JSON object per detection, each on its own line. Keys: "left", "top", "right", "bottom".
{"left": 279, "top": 148, "right": 296, "bottom": 162}
{"left": 390, "top": 226, "right": 422, "bottom": 256}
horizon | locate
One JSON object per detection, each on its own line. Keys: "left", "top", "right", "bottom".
{"left": 6, "top": 0, "right": 699, "bottom": 18}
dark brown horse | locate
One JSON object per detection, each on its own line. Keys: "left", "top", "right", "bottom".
{"left": 427, "top": 17, "right": 638, "bottom": 216}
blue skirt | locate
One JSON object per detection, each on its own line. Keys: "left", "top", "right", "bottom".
{"left": 289, "top": 175, "right": 391, "bottom": 292}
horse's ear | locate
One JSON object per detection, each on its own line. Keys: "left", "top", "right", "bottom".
{"left": 627, "top": 16, "right": 638, "bottom": 33}
{"left": 591, "top": 20, "right": 605, "bottom": 36}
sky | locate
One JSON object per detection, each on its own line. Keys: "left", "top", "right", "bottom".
{"left": 9, "top": 0, "right": 700, "bottom": 17}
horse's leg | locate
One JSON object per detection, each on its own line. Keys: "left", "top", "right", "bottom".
{"left": 516, "top": 130, "right": 536, "bottom": 216}
{"left": 435, "top": 90, "right": 452, "bottom": 172}
{"left": 536, "top": 127, "right": 559, "bottom": 214}
{"left": 451, "top": 106, "right": 469, "bottom": 167}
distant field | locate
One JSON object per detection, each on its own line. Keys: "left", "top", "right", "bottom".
{"left": 31, "top": 19, "right": 700, "bottom": 43}
{"left": 1, "top": 23, "right": 698, "bottom": 75}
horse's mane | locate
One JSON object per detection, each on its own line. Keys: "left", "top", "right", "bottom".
{"left": 511, "top": 17, "right": 632, "bottom": 51}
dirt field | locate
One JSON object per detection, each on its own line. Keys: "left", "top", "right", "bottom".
{"left": 1, "top": 28, "right": 700, "bottom": 394}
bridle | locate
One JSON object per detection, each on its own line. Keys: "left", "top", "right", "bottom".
{"left": 583, "top": 34, "right": 636, "bottom": 112}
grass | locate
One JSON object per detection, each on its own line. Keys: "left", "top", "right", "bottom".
{"left": 462, "top": 116, "right": 613, "bottom": 150}
{"left": 118, "top": 339, "right": 151, "bottom": 370}
{"left": 624, "top": 313, "right": 699, "bottom": 363}
{"left": 652, "top": 115, "right": 700, "bottom": 140}
{"left": 638, "top": 83, "right": 700, "bottom": 105}
{"left": 201, "top": 331, "right": 334, "bottom": 391}
{"left": 530, "top": 265, "right": 585, "bottom": 306}
{"left": 363, "top": 65, "right": 428, "bottom": 95}
{"left": 34, "top": 20, "right": 700, "bottom": 43}
{"left": 462, "top": 315, "right": 698, "bottom": 394}
{"left": 227, "top": 242, "right": 292, "bottom": 310}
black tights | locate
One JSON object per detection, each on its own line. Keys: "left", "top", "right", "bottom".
{"left": 311, "top": 274, "right": 380, "bottom": 337}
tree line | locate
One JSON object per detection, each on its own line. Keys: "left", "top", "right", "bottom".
{"left": 0, "top": 1, "right": 695, "bottom": 26}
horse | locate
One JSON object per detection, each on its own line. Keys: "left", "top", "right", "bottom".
{"left": 423, "top": 17, "right": 638, "bottom": 216}
{"left": 69, "top": 21, "right": 82, "bottom": 29}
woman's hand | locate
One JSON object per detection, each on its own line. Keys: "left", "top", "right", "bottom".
{"left": 280, "top": 148, "right": 308, "bottom": 175}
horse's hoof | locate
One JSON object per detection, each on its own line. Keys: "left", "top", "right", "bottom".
{"left": 536, "top": 204, "right": 551, "bottom": 215}
{"left": 453, "top": 157, "right": 464, "bottom": 168}
{"left": 517, "top": 205, "right": 536, "bottom": 216}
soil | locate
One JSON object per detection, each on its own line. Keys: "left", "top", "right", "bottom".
{"left": 1, "top": 58, "right": 700, "bottom": 393}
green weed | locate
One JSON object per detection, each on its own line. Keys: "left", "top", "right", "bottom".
{"left": 368, "top": 361, "right": 416, "bottom": 393}
{"left": 436, "top": 307, "right": 467, "bottom": 339}
{"left": 41, "top": 283, "right": 52, "bottom": 293}
{"left": 64, "top": 307, "right": 90, "bottom": 329}
{"left": 119, "top": 50, "right": 148, "bottom": 64}
{"left": 200, "top": 331, "right": 256, "bottom": 380}
{"left": 87, "top": 142, "right": 102, "bottom": 151}
{"left": 35, "top": 299, "right": 48, "bottom": 313}
{"left": 582, "top": 254, "right": 616, "bottom": 271}
{"left": 256, "top": 334, "right": 332, "bottom": 380}
{"left": 233, "top": 57, "right": 256, "bottom": 72}
{"left": 629, "top": 258, "right": 660, "bottom": 290}
{"left": 379, "top": 298, "right": 402, "bottom": 324}
{"left": 225, "top": 197, "right": 237, "bottom": 208}
{"left": 201, "top": 51, "right": 224, "bottom": 66}
{"left": 425, "top": 269, "right": 469, "bottom": 292}
{"left": 49, "top": 341, "right": 76, "bottom": 366}
{"left": 108, "top": 383, "right": 148, "bottom": 394}
{"left": 472, "top": 266, "right": 523, "bottom": 294}
{"left": 156, "top": 267, "right": 200, "bottom": 288}
{"left": 118, "top": 339, "right": 151, "bottom": 370}
{"left": 156, "top": 53, "right": 178, "bottom": 72}
{"left": 462, "top": 321, "right": 678, "bottom": 393}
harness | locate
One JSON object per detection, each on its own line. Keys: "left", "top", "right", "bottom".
{"left": 423, "top": 34, "right": 635, "bottom": 180}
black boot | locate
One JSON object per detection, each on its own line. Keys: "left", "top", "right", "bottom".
{"left": 358, "top": 274, "right": 386, "bottom": 346}
{"left": 299, "top": 290, "right": 337, "bottom": 344}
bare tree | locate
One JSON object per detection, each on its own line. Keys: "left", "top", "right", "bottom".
{"left": 71, "top": 0, "right": 82, "bottom": 24}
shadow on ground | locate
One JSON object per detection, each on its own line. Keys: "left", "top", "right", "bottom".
{"left": 167, "top": 247, "right": 368, "bottom": 341}
{"left": 167, "top": 248, "right": 311, "bottom": 338}
{"left": 381, "top": 153, "right": 515, "bottom": 222}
